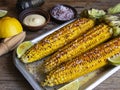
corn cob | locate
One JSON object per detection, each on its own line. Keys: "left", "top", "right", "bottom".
{"left": 44, "top": 24, "right": 112, "bottom": 72}
{"left": 21, "top": 18, "right": 94, "bottom": 63}
{"left": 42, "top": 37, "right": 120, "bottom": 86}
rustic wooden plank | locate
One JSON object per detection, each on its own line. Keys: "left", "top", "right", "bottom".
{"left": 95, "top": 70, "right": 120, "bottom": 90}
{"left": 0, "top": 53, "right": 33, "bottom": 90}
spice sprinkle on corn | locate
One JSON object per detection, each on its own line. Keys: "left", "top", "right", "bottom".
{"left": 42, "top": 37, "right": 120, "bottom": 86}
{"left": 21, "top": 18, "right": 94, "bottom": 63}
{"left": 44, "top": 23, "right": 112, "bottom": 72}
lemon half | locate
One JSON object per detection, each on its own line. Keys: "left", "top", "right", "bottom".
{"left": 16, "top": 41, "right": 33, "bottom": 58}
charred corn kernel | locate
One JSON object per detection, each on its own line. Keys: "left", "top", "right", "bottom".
{"left": 21, "top": 18, "right": 94, "bottom": 63}
{"left": 44, "top": 24, "right": 112, "bottom": 72}
{"left": 42, "top": 37, "right": 120, "bottom": 86}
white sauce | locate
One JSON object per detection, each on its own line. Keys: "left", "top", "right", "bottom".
{"left": 23, "top": 14, "right": 46, "bottom": 26}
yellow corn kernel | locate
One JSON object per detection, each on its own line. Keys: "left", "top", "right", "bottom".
{"left": 21, "top": 18, "right": 94, "bottom": 63}
{"left": 44, "top": 24, "right": 112, "bottom": 72}
{"left": 42, "top": 37, "right": 120, "bottom": 86}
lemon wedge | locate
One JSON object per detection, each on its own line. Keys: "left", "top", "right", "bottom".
{"left": 108, "top": 55, "right": 120, "bottom": 66}
{"left": 0, "top": 10, "right": 8, "bottom": 17}
{"left": 58, "top": 80, "right": 80, "bottom": 90}
{"left": 16, "top": 41, "right": 33, "bottom": 58}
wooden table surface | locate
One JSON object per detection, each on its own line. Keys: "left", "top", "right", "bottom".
{"left": 0, "top": 0, "right": 120, "bottom": 90}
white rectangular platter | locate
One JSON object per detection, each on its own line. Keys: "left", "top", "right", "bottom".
{"left": 13, "top": 19, "right": 120, "bottom": 90}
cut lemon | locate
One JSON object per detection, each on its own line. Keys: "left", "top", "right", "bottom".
{"left": 16, "top": 41, "right": 33, "bottom": 58}
{"left": 0, "top": 10, "right": 8, "bottom": 17}
{"left": 108, "top": 55, "right": 120, "bottom": 66}
{"left": 58, "top": 80, "right": 79, "bottom": 90}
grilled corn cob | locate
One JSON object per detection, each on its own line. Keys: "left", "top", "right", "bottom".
{"left": 21, "top": 18, "right": 94, "bottom": 63}
{"left": 42, "top": 37, "right": 120, "bottom": 86}
{"left": 44, "top": 24, "right": 112, "bottom": 72}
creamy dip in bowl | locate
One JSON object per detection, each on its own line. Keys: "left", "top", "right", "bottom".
{"left": 19, "top": 8, "right": 50, "bottom": 31}
{"left": 23, "top": 14, "right": 46, "bottom": 27}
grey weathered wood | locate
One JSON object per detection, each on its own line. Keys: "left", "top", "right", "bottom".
{"left": 0, "top": 0, "right": 120, "bottom": 90}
